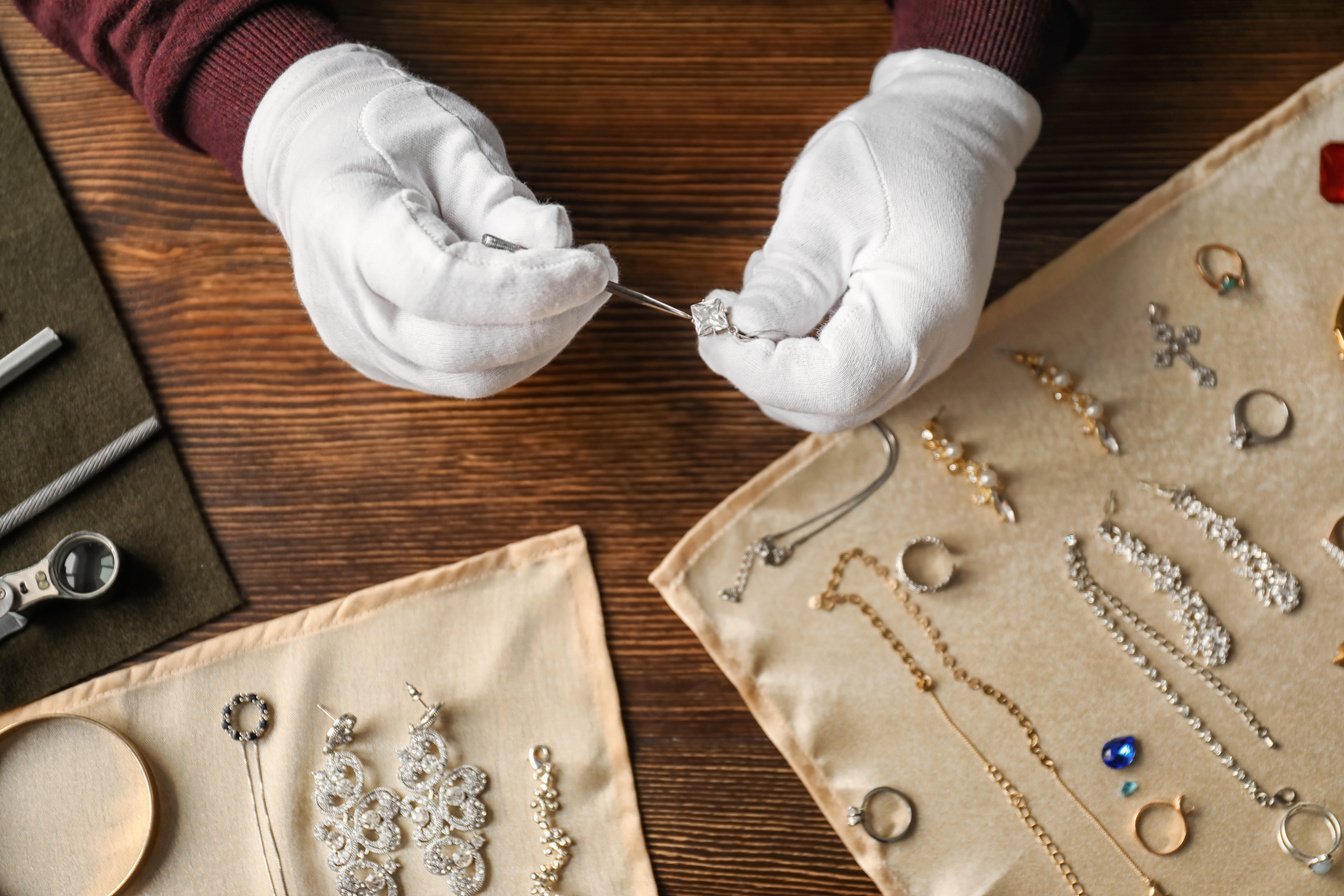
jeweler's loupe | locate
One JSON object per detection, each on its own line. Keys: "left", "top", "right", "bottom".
{"left": 0, "top": 531, "right": 121, "bottom": 642}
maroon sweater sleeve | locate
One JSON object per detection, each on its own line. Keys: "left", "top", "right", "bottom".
{"left": 12, "top": 0, "right": 342, "bottom": 178}
{"left": 889, "top": 0, "right": 1090, "bottom": 94}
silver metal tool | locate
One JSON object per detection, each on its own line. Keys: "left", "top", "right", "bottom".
{"left": 481, "top": 233, "right": 692, "bottom": 321}
{"left": 0, "top": 327, "right": 61, "bottom": 393}
{"left": 0, "top": 415, "right": 161, "bottom": 541}
{"left": 0, "top": 531, "right": 120, "bottom": 642}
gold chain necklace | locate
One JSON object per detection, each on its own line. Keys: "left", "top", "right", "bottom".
{"left": 812, "top": 548, "right": 1165, "bottom": 896}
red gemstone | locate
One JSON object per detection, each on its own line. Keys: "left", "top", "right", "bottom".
{"left": 1322, "top": 143, "right": 1344, "bottom": 203}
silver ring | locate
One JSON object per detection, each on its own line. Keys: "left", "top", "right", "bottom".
{"left": 895, "top": 536, "right": 956, "bottom": 593}
{"left": 1229, "top": 389, "right": 1292, "bottom": 449}
{"left": 846, "top": 786, "right": 915, "bottom": 843}
{"left": 1278, "top": 803, "right": 1342, "bottom": 874}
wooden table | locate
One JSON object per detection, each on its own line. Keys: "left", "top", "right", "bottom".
{"left": 1, "top": 2, "right": 1339, "bottom": 891}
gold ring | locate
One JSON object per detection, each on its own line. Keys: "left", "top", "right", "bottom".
{"left": 1332, "top": 293, "right": 1344, "bottom": 360}
{"left": 0, "top": 713, "right": 158, "bottom": 895}
{"left": 1322, "top": 516, "right": 1344, "bottom": 572}
{"left": 1133, "top": 794, "right": 1192, "bottom": 856}
{"left": 1195, "top": 244, "right": 1247, "bottom": 295}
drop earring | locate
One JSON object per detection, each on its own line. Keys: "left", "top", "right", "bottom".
{"left": 312, "top": 706, "right": 404, "bottom": 896}
{"left": 919, "top": 412, "right": 1015, "bottom": 523}
{"left": 1007, "top": 351, "right": 1120, "bottom": 454}
{"left": 1140, "top": 482, "right": 1302, "bottom": 613}
{"left": 398, "top": 683, "right": 490, "bottom": 896}
{"left": 1097, "top": 493, "right": 1232, "bottom": 666}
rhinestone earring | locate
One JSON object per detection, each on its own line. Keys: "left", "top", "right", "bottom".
{"left": 919, "top": 412, "right": 1015, "bottom": 523}
{"left": 1008, "top": 351, "right": 1120, "bottom": 454}
{"left": 312, "top": 706, "right": 404, "bottom": 896}
{"left": 1140, "top": 482, "right": 1302, "bottom": 613}
{"left": 398, "top": 683, "right": 490, "bottom": 896}
{"left": 1097, "top": 493, "right": 1232, "bottom": 666}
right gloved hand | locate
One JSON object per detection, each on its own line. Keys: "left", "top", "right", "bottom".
{"left": 243, "top": 44, "right": 615, "bottom": 398}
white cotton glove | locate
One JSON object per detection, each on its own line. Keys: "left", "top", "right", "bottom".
{"left": 243, "top": 44, "right": 615, "bottom": 398}
{"left": 698, "top": 50, "right": 1041, "bottom": 433}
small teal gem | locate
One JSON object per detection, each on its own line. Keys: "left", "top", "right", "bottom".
{"left": 1121, "top": 780, "right": 1139, "bottom": 797}
{"left": 1102, "top": 735, "right": 1139, "bottom": 770}
{"left": 1219, "top": 273, "right": 1240, "bottom": 294}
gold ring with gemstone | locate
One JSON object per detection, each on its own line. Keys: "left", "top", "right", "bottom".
{"left": 1195, "top": 244, "right": 1248, "bottom": 295}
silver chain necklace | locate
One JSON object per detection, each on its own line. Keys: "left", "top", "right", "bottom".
{"left": 1062, "top": 534, "right": 1294, "bottom": 808}
{"left": 718, "top": 419, "right": 898, "bottom": 602}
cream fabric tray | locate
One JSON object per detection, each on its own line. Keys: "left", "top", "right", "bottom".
{"left": 0, "top": 527, "right": 656, "bottom": 896}
{"left": 651, "top": 64, "right": 1344, "bottom": 895}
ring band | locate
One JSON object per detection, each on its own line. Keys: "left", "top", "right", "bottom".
{"left": 1229, "top": 389, "right": 1292, "bottom": 449}
{"left": 847, "top": 786, "right": 915, "bottom": 843}
{"left": 0, "top": 713, "right": 157, "bottom": 896}
{"left": 1195, "top": 243, "right": 1248, "bottom": 295}
{"left": 221, "top": 692, "right": 272, "bottom": 743}
{"left": 1133, "top": 794, "right": 1192, "bottom": 856}
{"left": 1278, "top": 802, "right": 1342, "bottom": 874}
{"left": 1332, "top": 293, "right": 1343, "bottom": 360}
{"left": 895, "top": 536, "right": 956, "bottom": 594}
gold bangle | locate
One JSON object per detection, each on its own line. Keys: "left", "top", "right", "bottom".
{"left": 0, "top": 713, "right": 158, "bottom": 896}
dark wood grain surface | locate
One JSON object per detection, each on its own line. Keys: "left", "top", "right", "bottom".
{"left": 1, "top": 2, "right": 1340, "bottom": 892}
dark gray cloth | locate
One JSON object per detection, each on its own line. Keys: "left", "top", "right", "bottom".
{"left": 0, "top": 64, "right": 240, "bottom": 711}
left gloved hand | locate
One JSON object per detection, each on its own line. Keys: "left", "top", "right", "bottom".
{"left": 697, "top": 50, "right": 1041, "bottom": 433}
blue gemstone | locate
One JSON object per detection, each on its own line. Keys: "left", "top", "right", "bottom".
{"left": 1102, "top": 735, "right": 1139, "bottom": 769}
{"left": 1121, "top": 780, "right": 1139, "bottom": 797}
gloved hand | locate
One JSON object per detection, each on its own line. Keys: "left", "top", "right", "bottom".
{"left": 243, "top": 44, "right": 615, "bottom": 397}
{"left": 698, "top": 50, "right": 1041, "bottom": 432}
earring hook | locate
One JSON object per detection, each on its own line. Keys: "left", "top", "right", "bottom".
{"left": 405, "top": 682, "right": 442, "bottom": 731}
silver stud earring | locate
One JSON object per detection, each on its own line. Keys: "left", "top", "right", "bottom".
{"left": 312, "top": 706, "right": 405, "bottom": 896}
{"left": 1097, "top": 493, "right": 1232, "bottom": 666}
{"left": 398, "top": 683, "right": 490, "bottom": 896}
{"left": 1140, "top": 482, "right": 1301, "bottom": 613}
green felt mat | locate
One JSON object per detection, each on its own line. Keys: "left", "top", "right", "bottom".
{"left": 0, "top": 64, "right": 240, "bottom": 711}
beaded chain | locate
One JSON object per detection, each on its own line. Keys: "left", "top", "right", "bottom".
{"left": 1063, "top": 535, "right": 1296, "bottom": 809}
{"left": 527, "top": 746, "right": 573, "bottom": 896}
{"left": 812, "top": 548, "right": 1164, "bottom": 896}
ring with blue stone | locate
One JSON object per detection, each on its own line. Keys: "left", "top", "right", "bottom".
{"left": 1102, "top": 735, "right": 1139, "bottom": 770}
{"left": 1278, "top": 802, "right": 1342, "bottom": 874}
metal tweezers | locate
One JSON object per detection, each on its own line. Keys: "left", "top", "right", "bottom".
{"left": 481, "top": 233, "right": 690, "bottom": 321}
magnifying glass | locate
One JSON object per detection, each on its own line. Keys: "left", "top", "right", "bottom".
{"left": 0, "top": 531, "right": 121, "bottom": 643}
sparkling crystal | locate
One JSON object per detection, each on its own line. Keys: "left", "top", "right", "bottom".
{"left": 1121, "top": 780, "right": 1139, "bottom": 797}
{"left": 1322, "top": 142, "right": 1344, "bottom": 204}
{"left": 690, "top": 297, "right": 732, "bottom": 337}
{"left": 1102, "top": 735, "right": 1139, "bottom": 770}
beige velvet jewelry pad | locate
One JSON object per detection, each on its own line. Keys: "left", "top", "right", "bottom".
{"left": 652, "top": 63, "right": 1344, "bottom": 895}
{"left": 0, "top": 527, "right": 656, "bottom": 896}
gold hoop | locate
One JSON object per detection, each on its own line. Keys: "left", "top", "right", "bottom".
{"left": 0, "top": 713, "right": 158, "bottom": 895}
{"left": 1194, "top": 244, "right": 1247, "bottom": 295}
{"left": 1133, "top": 794, "right": 1192, "bottom": 856}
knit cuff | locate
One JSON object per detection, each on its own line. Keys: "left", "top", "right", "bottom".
{"left": 888, "top": 0, "right": 1089, "bottom": 95}
{"left": 180, "top": 3, "right": 344, "bottom": 179}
